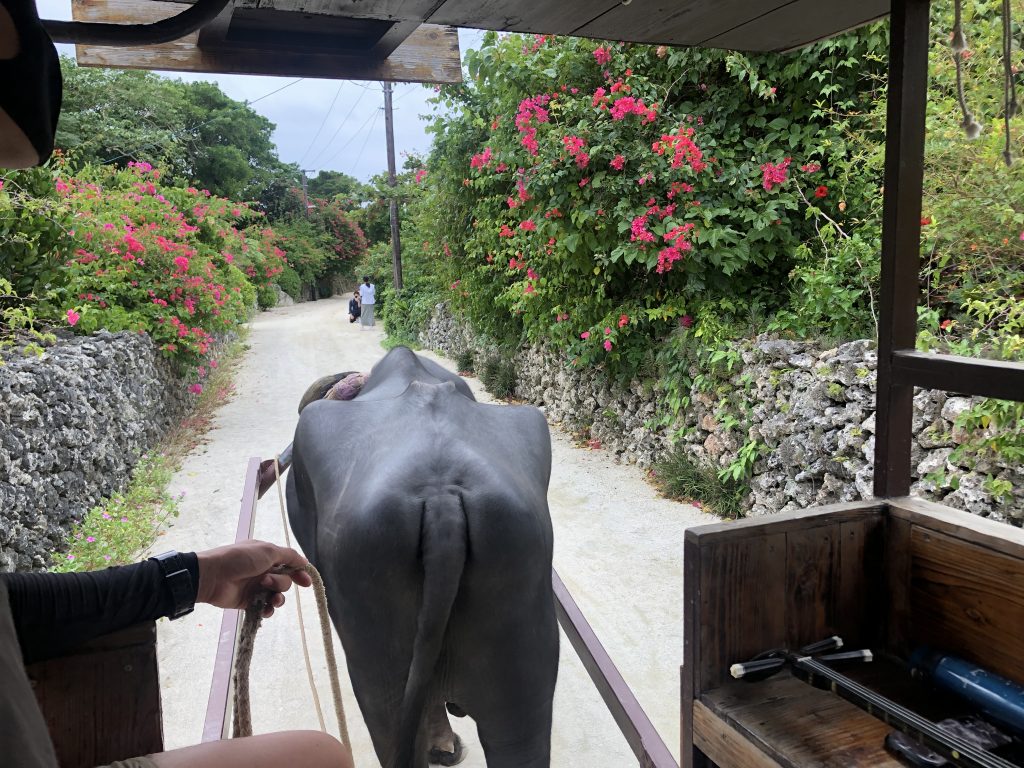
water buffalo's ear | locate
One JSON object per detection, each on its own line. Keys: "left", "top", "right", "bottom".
{"left": 298, "top": 372, "right": 347, "bottom": 413}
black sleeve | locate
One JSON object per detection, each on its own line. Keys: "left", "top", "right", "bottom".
{"left": 0, "top": 0, "right": 63, "bottom": 164}
{"left": 0, "top": 553, "right": 199, "bottom": 665}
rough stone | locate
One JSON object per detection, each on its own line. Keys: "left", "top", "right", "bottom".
{"left": 0, "top": 332, "right": 192, "bottom": 571}
{"left": 418, "top": 304, "right": 1023, "bottom": 525}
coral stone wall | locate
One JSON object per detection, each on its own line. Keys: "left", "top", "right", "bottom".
{"left": 420, "top": 304, "right": 1023, "bottom": 525}
{"left": 0, "top": 331, "right": 190, "bottom": 571}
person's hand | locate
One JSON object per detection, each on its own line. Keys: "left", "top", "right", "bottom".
{"left": 195, "top": 540, "right": 313, "bottom": 618}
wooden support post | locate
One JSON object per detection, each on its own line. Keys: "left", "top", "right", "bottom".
{"left": 874, "top": 0, "right": 931, "bottom": 498}
{"left": 383, "top": 80, "right": 404, "bottom": 293}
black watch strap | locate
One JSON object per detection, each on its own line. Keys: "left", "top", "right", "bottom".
{"left": 151, "top": 550, "right": 196, "bottom": 620}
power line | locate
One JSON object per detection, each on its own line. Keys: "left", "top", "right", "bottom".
{"left": 353, "top": 108, "right": 381, "bottom": 173}
{"left": 101, "top": 77, "right": 304, "bottom": 165}
{"left": 298, "top": 82, "right": 344, "bottom": 166}
{"left": 305, "top": 86, "right": 369, "bottom": 167}
{"left": 317, "top": 104, "right": 379, "bottom": 171}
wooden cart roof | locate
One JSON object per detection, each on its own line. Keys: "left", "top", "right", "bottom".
{"left": 60, "top": 0, "right": 893, "bottom": 82}
{"left": 186, "top": 0, "right": 892, "bottom": 52}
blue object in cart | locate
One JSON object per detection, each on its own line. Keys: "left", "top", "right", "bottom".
{"left": 911, "top": 648, "right": 1024, "bottom": 736}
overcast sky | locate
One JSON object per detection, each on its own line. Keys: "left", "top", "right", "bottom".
{"left": 37, "top": 0, "right": 485, "bottom": 181}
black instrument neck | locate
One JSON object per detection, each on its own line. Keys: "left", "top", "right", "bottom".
{"left": 791, "top": 655, "right": 1017, "bottom": 768}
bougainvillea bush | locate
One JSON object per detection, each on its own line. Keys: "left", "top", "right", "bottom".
{"left": 414, "top": 27, "right": 889, "bottom": 375}
{"left": 2, "top": 160, "right": 288, "bottom": 387}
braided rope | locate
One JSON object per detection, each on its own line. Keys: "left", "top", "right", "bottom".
{"left": 231, "top": 457, "right": 353, "bottom": 763}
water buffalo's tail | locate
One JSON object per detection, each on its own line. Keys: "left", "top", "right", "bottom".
{"left": 393, "top": 494, "right": 467, "bottom": 768}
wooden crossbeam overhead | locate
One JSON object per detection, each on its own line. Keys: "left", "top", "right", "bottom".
{"left": 71, "top": 0, "right": 462, "bottom": 82}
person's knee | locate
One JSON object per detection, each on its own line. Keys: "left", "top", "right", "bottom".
{"left": 293, "top": 730, "right": 352, "bottom": 768}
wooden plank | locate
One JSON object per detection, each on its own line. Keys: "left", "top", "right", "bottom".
{"left": 72, "top": 0, "right": 462, "bottom": 83}
{"left": 575, "top": 0, "right": 789, "bottom": 48}
{"left": 427, "top": 0, "right": 620, "bottom": 37}
{"left": 883, "top": 515, "right": 913, "bottom": 658}
{"left": 701, "top": 0, "right": 890, "bottom": 52}
{"left": 27, "top": 622, "right": 162, "bottom": 768}
{"left": 888, "top": 497, "right": 1024, "bottom": 558}
{"left": 683, "top": 500, "right": 883, "bottom": 544}
{"left": 909, "top": 526, "right": 1024, "bottom": 686}
{"left": 873, "top": 0, "right": 931, "bottom": 498}
{"left": 892, "top": 350, "right": 1024, "bottom": 403}
{"left": 202, "top": 456, "right": 262, "bottom": 742}
{"left": 784, "top": 525, "right": 840, "bottom": 648}
{"left": 682, "top": 533, "right": 700, "bottom": 767}
{"left": 697, "top": 533, "right": 787, "bottom": 692}
{"left": 702, "top": 676, "right": 906, "bottom": 768}
{"left": 837, "top": 516, "right": 886, "bottom": 649}
{"left": 692, "top": 700, "right": 782, "bottom": 768}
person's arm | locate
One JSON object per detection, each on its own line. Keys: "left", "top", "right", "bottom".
{"left": 2, "top": 540, "right": 310, "bottom": 665}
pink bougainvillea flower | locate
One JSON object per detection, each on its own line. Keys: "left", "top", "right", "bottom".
{"left": 579, "top": 177, "right": 590, "bottom": 187}
{"left": 519, "top": 219, "right": 537, "bottom": 231}
{"left": 66, "top": 309, "right": 80, "bottom": 326}
{"left": 604, "top": 340, "right": 613, "bottom": 351}
{"left": 524, "top": 283, "right": 535, "bottom": 294}
{"left": 610, "top": 154, "right": 626, "bottom": 170}
{"left": 604, "top": 327, "right": 612, "bottom": 335}
{"left": 618, "top": 314, "right": 629, "bottom": 327}
{"left": 580, "top": 331, "right": 591, "bottom": 339}
{"left": 188, "top": 383, "right": 203, "bottom": 395}
{"left": 940, "top": 319, "right": 953, "bottom": 330}
{"left": 86, "top": 536, "right": 95, "bottom": 543}
{"left": 800, "top": 162, "right": 821, "bottom": 173}
{"left": 760, "top": 158, "right": 791, "bottom": 191}
{"left": 414, "top": 168, "right": 428, "bottom": 183}
{"left": 680, "top": 315, "right": 694, "bottom": 328}
{"left": 814, "top": 185, "right": 828, "bottom": 198}
{"left": 499, "top": 224, "right": 514, "bottom": 238}
{"left": 593, "top": 46, "right": 611, "bottom": 65}
{"left": 527, "top": 267, "right": 539, "bottom": 280}
{"left": 174, "top": 255, "right": 190, "bottom": 271}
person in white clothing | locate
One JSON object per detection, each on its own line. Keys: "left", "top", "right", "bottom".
{"left": 358, "top": 276, "right": 376, "bottom": 329}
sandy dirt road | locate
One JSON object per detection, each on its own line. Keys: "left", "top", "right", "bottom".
{"left": 155, "top": 296, "right": 714, "bottom": 766}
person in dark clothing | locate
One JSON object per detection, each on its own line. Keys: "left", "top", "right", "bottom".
{"left": 0, "top": 0, "right": 62, "bottom": 168}
{"left": 348, "top": 290, "right": 361, "bottom": 324}
{"left": 1, "top": 539, "right": 352, "bottom": 768}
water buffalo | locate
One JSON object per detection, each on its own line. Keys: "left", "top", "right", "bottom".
{"left": 285, "top": 346, "right": 558, "bottom": 768}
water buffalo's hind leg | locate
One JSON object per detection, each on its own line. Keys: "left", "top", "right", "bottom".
{"left": 427, "top": 703, "right": 464, "bottom": 766}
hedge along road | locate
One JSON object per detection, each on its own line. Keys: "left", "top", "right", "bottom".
{"left": 154, "top": 294, "right": 713, "bottom": 766}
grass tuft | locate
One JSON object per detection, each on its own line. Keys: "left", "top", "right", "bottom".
{"left": 651, "top": 449, "right": 747, "bottom": 519}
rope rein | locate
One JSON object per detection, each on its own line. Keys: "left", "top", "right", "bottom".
{"left": 230, "top": 456, "right": 353, "bottom": 760}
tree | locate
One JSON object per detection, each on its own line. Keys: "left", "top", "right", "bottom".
{"left": 55, "top": 59, "right": 299, "bottom": 202}
{"left": 306, "top": 170, "right": 369, "bottom": 209}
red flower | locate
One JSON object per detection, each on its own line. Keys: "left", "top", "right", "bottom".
{"left": 610, "top": 154, "right": 626, "bottom": 170}
{"left": 814, "top": 185, "right": 828, "bottom": 198}
{"left": 680, "top": 315, "right": 694, "bottom": 328}
{"left": 920, "top": 217, "right": 932, "bottom": 226}
{"left": 519, "top": 219, "right": 537, "bottom": 231}
{"left": 618, "top": 314, "right": 629, "bottom": 327}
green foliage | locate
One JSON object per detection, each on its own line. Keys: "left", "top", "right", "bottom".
{"left": 52, "top": 452, "right": 180, "bottom": 572}
{"left": 405, "top": 27, "right": 888, "bottom": 377}
{"left": 652, "top": 449, "right": 746, "bottom": 519}
{"left": 0, "top": 163, "right": 74, "bottom": 295}
{"left": 455, "top": 347, "right": 476, "bottom": 372}
{"left": 479, "top": 352, "right": 517, "bottom": 399}
{"left": 56, "top": 59, "right": 298, "bottom": 203}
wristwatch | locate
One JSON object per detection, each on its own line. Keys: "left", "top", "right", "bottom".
{"left": 151, "top": 550, "right": 196, "bottom": 619}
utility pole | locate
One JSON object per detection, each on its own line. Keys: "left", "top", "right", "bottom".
{"left": 299, "top": 169, "right": 316, "bottom": 217}
{"left": 382, "top": 81, "right": 403, "bottom": 293}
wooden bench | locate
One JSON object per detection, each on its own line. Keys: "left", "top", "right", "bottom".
{"left": 26, "top": 621, "right": 163, "bottom": 768}
{"left": 681, "top": 497, "right": 1024, "bottom": 767}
